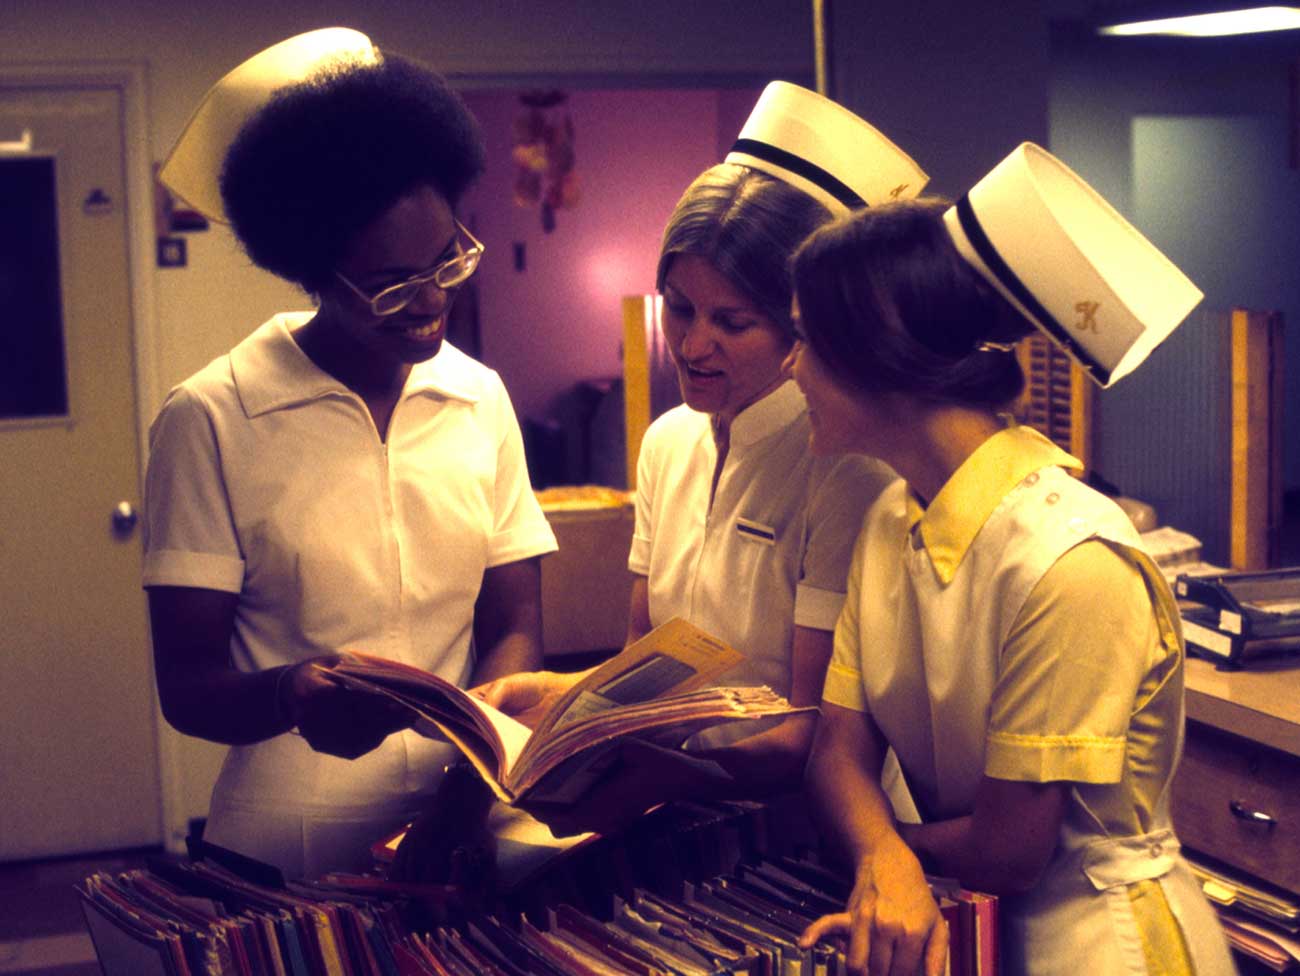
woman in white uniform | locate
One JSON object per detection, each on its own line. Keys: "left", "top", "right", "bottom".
{"left": 478, "top": 83, "right": 922, "bottom": 835}
{"left": 143, "top": 30, "right": 556, "bottom": 880}
{"left": 786, "top": 146, "right": 1234, "bottom": 975}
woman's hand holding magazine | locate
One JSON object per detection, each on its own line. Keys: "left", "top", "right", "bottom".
{"left": 323, "top": 617, "right": 811, "bottom": 808}
{"left": 475, "top": 668, "right": 582, "bottom": 731}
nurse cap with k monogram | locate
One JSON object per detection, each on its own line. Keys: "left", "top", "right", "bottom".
{"left": 159, "top": 27, "right": 378, "bottom": 223}
{"left": 725, "top": 81, "right": 929, "bottom": 214}
{"left": 943, "top": 142, "right": 1203, "bottom": 388}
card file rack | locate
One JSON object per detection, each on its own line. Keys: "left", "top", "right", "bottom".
{"left": 80, "top": 800, "right": 1001, "bottom": 975}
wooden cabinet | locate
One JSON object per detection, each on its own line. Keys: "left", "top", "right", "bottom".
{"left": 1174, "top": 720, "right": 1300, "bottom": 894}
{"left": 540, "top": 499, "right": 636, "bottom": 658}
{"left": 1176, "top": 658, "right": 1300, "bottom": 896}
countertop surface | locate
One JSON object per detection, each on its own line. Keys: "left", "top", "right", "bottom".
{"left": 1184, "top": 654, "right": 1300, "bottom": 757}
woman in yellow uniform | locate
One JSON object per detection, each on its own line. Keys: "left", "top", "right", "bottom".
{"left": 785, "top": 145, "right": 1235, "bottom": 975}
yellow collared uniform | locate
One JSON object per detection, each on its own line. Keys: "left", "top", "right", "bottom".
{"left": 825, "top": 425, "right": 1234, "bottom": 975}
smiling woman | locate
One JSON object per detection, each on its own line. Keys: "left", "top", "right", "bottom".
{"left": 334, "top": 217, "right": 483, "bottom": 316}
{"left": 140, "top": 28, "right": 557, "bottom": 881}
{"left": 289, "top": 184, "right": 470, "bottom": 432}
{"left": 212, "top": 44, "right": 488, "bottom": 427}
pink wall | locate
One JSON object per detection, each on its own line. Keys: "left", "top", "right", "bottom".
{"left": 459, "top": 88, "right": 760, "bottom": 422}
{"left": 716, "top": 87, "right": 764, "bottom": 161}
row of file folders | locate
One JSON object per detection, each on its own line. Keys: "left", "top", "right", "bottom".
{"left": 79, "top": 799, "right": 1001, "bottom": 976}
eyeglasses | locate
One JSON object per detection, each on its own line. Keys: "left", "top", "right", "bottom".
{"left": 334, "top": 219, "right": 484, "bottom": 316}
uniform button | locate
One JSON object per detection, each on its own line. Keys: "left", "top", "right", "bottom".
{"left": 1045, "top": 492, "right": 1060, "bottom": 505}
{"left": 1150, "top": 843, "right": 1163, "bottom": 857}
{"left": 1024, "top": 472, "right": 1039, "bottom": 486}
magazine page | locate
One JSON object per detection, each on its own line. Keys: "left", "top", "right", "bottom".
{"left": 323, "top": 620, "right": 771, "bottom": 807}
{"left": 512, "top": 689, "right": 811, "bottom": 802}
{"left": 533, "top": 617, "right": 746, "bottom": 740}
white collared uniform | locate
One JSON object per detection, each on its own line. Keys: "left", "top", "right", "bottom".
{"left": 142, "top": 313, "right": 557, "bottom": 878}
{"left": 826, "top": 427, "right": 1233, "bottom": 975}
{"left": 630, "top": 380, "right": 896, "bottom": 748}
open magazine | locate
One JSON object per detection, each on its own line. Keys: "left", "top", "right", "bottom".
{"left": 326, "top": 617, "right": 810, "bottom": 806}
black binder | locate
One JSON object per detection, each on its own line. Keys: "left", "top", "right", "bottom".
{"left": 1176, "top": 568, "right": 1300, "bottom": 665}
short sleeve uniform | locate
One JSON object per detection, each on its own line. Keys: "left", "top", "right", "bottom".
{"left": 142, "top": 313, "right": 557, "bottom": 878}
{"left": 631, "top": 380, "right": 896, "bottom": 747}
{"left": 824, "top": 424, "right": 1233, "bottom": 975}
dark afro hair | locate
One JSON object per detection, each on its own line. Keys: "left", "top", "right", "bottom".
{"left": 219, "top": 51, "right": 485, "bottom": 291}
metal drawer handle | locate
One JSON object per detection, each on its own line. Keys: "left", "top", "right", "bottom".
{"left": 1230, "top": 800, "right": 1277, "bottom": 827}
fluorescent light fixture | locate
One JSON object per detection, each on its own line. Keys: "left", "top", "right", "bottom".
{"left": 1100, "top": 5, "right": 1300, "bottom": 35}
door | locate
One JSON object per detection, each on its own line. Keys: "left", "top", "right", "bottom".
{"left": 0, "top": 84, "right": 161, "bottom": 858}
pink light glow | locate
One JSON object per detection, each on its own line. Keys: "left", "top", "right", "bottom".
{"left": 584, "top": 248, "right": 644, "bottom": 304}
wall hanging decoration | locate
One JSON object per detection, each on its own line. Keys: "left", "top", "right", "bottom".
{"left": 512, "top": 89, "right": 578, "bottom": 233}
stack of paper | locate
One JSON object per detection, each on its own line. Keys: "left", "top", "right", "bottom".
{"left": 535, "top": 484, "right": 632, "bottom": 511}
{"left": 1189, "top": 853, "right": 1300, "bottom": 972}
{"left": 1139, "top": 526, "right": 1227, "bottom": 585}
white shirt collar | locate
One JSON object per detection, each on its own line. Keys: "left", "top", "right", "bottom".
{"left": 231, "top": 313, "right": 481, "bottom": 418}
{"left": 728, "top": 379, "right": 806, "bottom": 449}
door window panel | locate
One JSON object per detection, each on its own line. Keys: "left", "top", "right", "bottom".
{"left": 0, "top": 155, "right": 68, "bottom": 418}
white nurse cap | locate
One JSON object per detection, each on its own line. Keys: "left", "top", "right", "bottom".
{"left": 943, "top": 142, "right": 1203, "bottom": 388}
{"left": 159, "top": 27, "right": 378, "bottom": 223}
{"left": 725, "top": 81, "right": 929, "bottom": 214}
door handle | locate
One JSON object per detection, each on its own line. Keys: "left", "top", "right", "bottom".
{"left": 112, "top": 500, "right": 138, "bottom": 536}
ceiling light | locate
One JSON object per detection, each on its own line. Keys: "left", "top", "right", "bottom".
{"left": 1099, "top": 5, "right": 1300, "bottom": 35}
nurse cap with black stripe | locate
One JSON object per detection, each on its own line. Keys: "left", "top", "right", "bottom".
{"left": 725, "top": 81, "right": 929, "bottom": 214}
{"left": 159, "top": 27, "right": 378, "bottom": 223}
{"left": 943, "top": 143, "right": 1202, "bottom": 388}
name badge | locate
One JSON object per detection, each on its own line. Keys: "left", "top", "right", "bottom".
{"left": 736, "top": 517, "right": 776, "bottom": 546}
